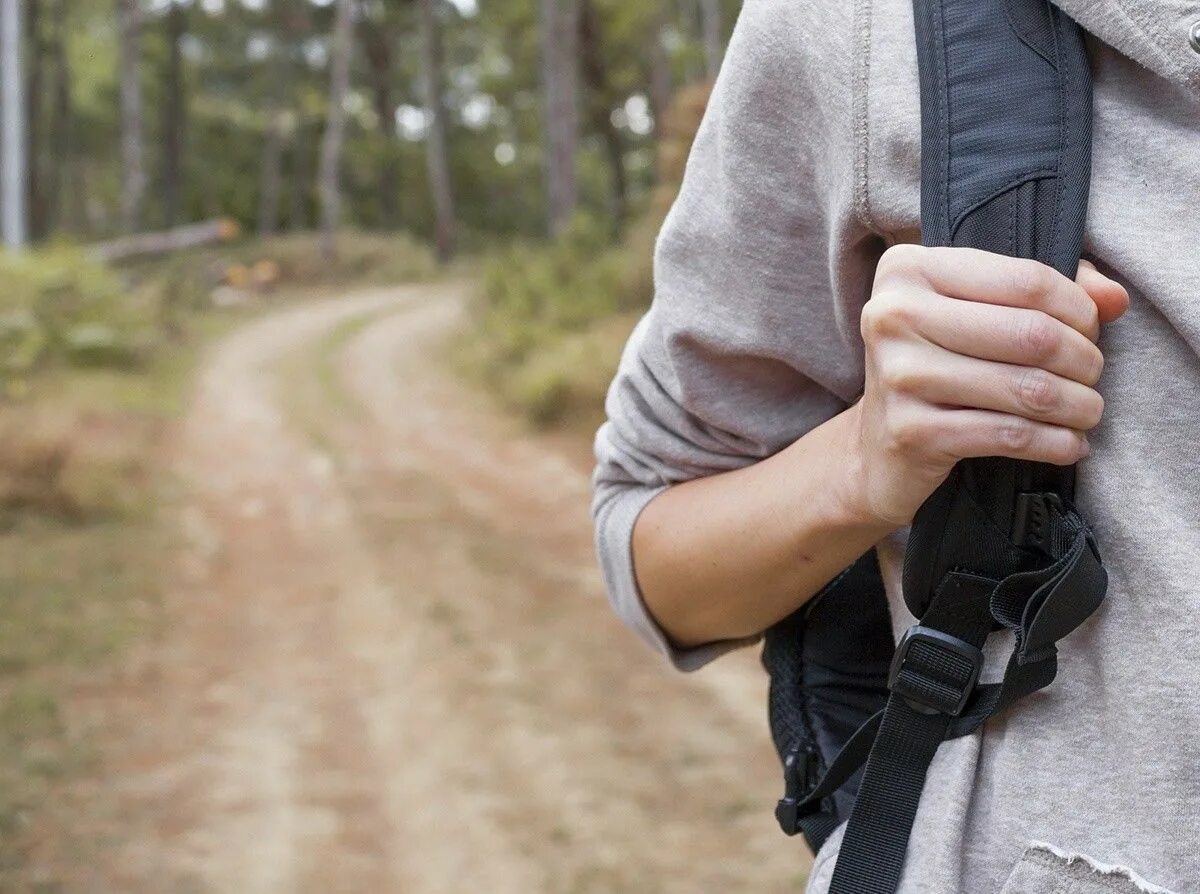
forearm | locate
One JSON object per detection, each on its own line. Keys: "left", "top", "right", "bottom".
{"left": 632, "top": 403, "right": 895, "bottom": 649}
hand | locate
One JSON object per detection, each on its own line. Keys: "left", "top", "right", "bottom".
{"left": 845, "top": 244, "right": 1130, "bottom": 528}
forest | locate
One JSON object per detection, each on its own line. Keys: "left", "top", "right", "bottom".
{"left": 2, "top": 0, "right": 735, "bottom": 423}
{"left": 0, "top": 3, "right": 811, "bottom": 891}
{"left": 3, "top": 0, "right": 734, "bottom": 249}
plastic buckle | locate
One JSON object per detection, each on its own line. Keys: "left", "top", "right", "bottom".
{"left": 1011, "top": 491, "right": 1064, "bottom": 549}
{"left": 774, "top": 745, "right": 822, "bottom": 836}
{"left": 887, "top": 625, "right": 984, "bottom": 717}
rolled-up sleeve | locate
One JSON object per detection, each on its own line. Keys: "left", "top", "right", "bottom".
{"left": 591, "top": 0, "right": 886, "bottom": 670}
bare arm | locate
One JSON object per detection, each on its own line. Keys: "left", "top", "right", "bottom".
{"left": 634, "top": 245, "right": 1129, "bottom": 649}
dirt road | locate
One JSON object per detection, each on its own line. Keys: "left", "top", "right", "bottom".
{"left": 66, "top": 285, "right": 810, "bottom": 892}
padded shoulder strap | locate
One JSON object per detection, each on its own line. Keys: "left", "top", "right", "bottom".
{"left": 820, "top": 3, "right": 1105, "bottom": 893}
{"left": 913, "top": 0, "right": 1092, "bottom": 277}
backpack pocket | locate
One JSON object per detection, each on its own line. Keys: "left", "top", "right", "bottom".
{"left": 1000, "top": 844, "right": 1177, "bottom": 894}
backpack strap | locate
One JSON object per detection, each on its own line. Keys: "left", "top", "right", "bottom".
{"left": 786, "top": 2, "right": 1105, "bottom": 890}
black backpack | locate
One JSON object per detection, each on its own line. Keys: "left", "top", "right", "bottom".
{"left": 762, "top": 1, "right": 1105, "bottom": 891}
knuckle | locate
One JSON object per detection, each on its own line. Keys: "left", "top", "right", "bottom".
{"left": 1010, "top": 262, "right": 1054, "bottom": 306}
{"left": 1082, "top": 302, "right": 1101, "bottom": 340}
{"left": 1016, "top": 368, "right": 1058, "bottom": 414}
{"left": 1083, "top": 391, "right": 1105, "bottom": 428}
{"left": 1015, "top": 312, "right": 1061, "bottom": 362}
{"left": 997, "top": 417, "right": 1035, "bottom": 453}
{"left": 1049, "top": 435, "right": 1085, "bottom": 466}
{"left": 888, "top": 413, "right": 927, "bottom": 455}
{"left": 877, "top": 243, "right": 926, "bottom": 280}
{"left": 876, "top": 351, "right": 924, "bottom": 395}
{"left": 1083, "top": 347, "right": 1105, "bottom": 386}
{"left": 861, "top": 293, "right": 918, "bottom": 341}
{"left": 859, "top": 300, "right": 886, "bottom": 341}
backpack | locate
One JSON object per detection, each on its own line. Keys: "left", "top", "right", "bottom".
{"left": 761, "top": 1, "right": 1105, "bottom": 891}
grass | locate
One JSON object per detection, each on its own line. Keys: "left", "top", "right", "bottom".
{"left": 0, "top": 512, "right": 163, "bottom": 850}
{"left": 278, "top": 304, "right": 397, "bottom": 455}
{"left": 0, "top": 389, "right": 170, "bottom": 878}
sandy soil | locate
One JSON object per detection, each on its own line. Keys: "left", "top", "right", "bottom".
{"left": 52, "top": 285, "right": 811, "bottom": 892}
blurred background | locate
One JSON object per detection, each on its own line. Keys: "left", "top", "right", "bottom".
{"left": 0, "top": 0, "right": 811, "bottom": 889}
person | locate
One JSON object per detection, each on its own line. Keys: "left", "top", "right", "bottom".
{"left": 590, "top": 0, "right": 1200, "bottom": 891}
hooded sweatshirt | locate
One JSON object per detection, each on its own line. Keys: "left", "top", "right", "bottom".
{"left": 591, "top": 0, "right": 1200, "bottom": 891}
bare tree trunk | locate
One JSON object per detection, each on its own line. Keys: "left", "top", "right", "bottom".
{"left": 578, "top": 0, "right": 625, "bottom": 228}
{"left": 0, "top": 0, "right": 27, "bottom": 247}
{"left": 287, "top": 116, "right": 309, "bottom": 231}
{"left": 160, "top": 0, "right": 186, "bottom": 227}
{"left": 416, "top": 0, "right": 456, "bottom": 260}
{"left": 46, "top": 0, "right": 71, "bottom": 231}
{"left": 676, "top": 0, "right": 700, "bottom": 83}
{"left": 698, "top": 0, "right": 722, "bottom": 81}
{"left": 317, "top": 0, "right": 354, "bottom": 262}
{"left": 360, "top": 16, "right": 400, "bottom": 226}
{"left": 116, "top": 0, "right": 145, "bottom": 233}
{"left": 25, "top": 0, "right": 46, "bottom": 239}
{"left": 91, "top": 218, "right": 237, "bottom": 263}
{"left": 539, "top": 0, "right": 579, "bottom": 235}
{"left": 258, "top": 114, "right": 286, "bottom": 238}
{"left": 257, "top": 26, "right": 290, "bottom": 237}
{"left": 648, "top": 21, "right": 672, "bottom": 131}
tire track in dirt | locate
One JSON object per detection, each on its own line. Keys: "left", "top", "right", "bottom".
{"left": 76, "top": 285, "right": 809, "bottom": 892}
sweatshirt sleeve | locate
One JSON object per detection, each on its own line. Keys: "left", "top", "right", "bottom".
{"left": 591, "top": 0, "right": 887, "bottom": 671}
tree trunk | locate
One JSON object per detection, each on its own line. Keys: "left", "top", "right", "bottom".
{"left": 578, "top": 0, "right": 626, "bottom": 228}
{"left": 0, "top": 0, "right": 27, "bottom": 247}
{"left": 539, "top": 0, "right": 579, "bottom": 236}
{"left": 257, "top": 21, "right": 290, "bottom": 237}
{"left": 46, "top": 0, "right": 71, "bottom": 232}
{"left": 161, "top": 0, "right": 186, "bottom": 227}
{"left": 91, "top": 218, "right": 238, "bottom": 263}
{"left": 116, "top": 0, "right": 145, "bottom": 233}
{"left": 258, "top": 114, "right": 286, "bottom": 238}
{"left": 360, "top": 17, "right": 400, "bottom": 226}
{"left": 287, "top": 116, "right": 309, "bottom": 231}
{"left": 25, "top": 0, "right": 46, "bottom": 239}
{"left": 416, "top": 0, "right": 456, "bottom": 260}
{"left": 698, "top": 0, "right": 722, "bottom": 81}
{"left": 317, "top": 0, "right": 354, "bottom": 262}
{"left": 648, "top": 21, "right": 672, "bottom": 132}
{"left": 677, "top": 0, "right": 700, "bottom": 83}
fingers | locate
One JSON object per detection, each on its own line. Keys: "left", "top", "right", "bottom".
{"left": 887, "top": 345, "right": 1104, "bottom": 430}
{"left": 927, "top": 407, "right": 1090, "bottom": 466}
{"left": 879, "top": 245, "right": 1105, "bottom": 341}
{"left": 1076, "top": 259, "right": 1130, "bottom": 324}
{"left": 909, "top": 297, "right": 1105, "bottom": 386}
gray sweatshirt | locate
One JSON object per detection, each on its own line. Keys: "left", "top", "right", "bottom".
{"left": 591, "top": 0, "right": 1200, "bottom": 891}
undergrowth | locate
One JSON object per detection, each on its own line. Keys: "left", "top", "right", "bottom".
{"left": 456, "top": 85, "right": 711, "bottom": 429}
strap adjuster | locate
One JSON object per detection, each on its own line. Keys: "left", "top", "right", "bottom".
{"left": 774, "top": 745, "right": 822, "bottom": 835}
{"left": 888, "top": 626, "right": 983, "bottom": 717}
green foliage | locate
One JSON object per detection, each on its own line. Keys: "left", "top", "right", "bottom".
{"left": 458, "top": 212, "right": 648, "bottom": 427}
{"left": 458, "top": 84, "right": 713, "bottom": 428}
{"left": 27, "top": 0, "right": 736, "bottom": 244}
{"left": 0, "top": 510, "right": 162, "bottom": 878}
{"left": 0, "top": 247, "right": 156, "bottom": 392}
{"left": 253, "top": 231, "right": 439, "bottom": 286}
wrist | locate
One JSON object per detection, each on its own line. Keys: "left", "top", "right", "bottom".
{"left": 824, "top": 402, "right": 900, "bottom": 535}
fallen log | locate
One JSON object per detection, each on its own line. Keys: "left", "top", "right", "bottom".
{"left": 90, "top": 218, "right": 241, "bottom": 263}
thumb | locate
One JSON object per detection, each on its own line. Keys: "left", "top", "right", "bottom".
{"left": 1076, "top": 259, "right": 1130, "bottom": 324}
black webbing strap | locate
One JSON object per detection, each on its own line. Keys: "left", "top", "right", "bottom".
{"left": 828, "top": 513, "right": 1102, "bottom": 893}
{"left": 811, "top": 0, "right": 1102, "bottom": 890}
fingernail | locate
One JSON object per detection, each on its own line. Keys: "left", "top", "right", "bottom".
{"left": 1079, "top": 437, "right": 1091, "bottom": 458}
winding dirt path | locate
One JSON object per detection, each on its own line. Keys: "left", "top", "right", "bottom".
{"left": 77, "top": 285, "right": 808, "bottom": 892}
